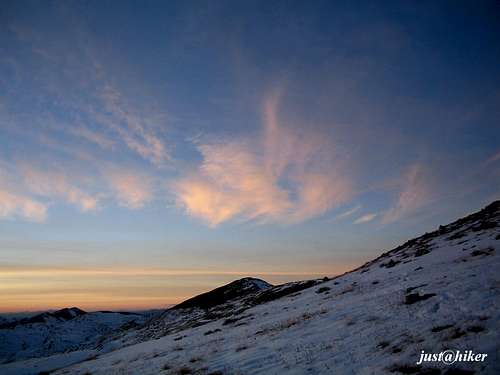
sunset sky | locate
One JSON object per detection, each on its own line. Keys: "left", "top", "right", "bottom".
{"left": 1, "top": 1, "right": 499, "bottom": 312}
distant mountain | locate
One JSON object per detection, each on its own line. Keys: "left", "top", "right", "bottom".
{"left": 1, "top": 201, "right": 499, "bottom": 375}
{"left": 0, "top": 308, "right": 86, "bottom": 330}
{"left": 0, "top": 308, "right": 152, "bottom": 364}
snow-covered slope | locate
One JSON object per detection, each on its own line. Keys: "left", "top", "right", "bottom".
{"left": 2, "top": 201, "right": 499, "bottom": 375}
{"left": 0, "top": 308, "right": 150, "bottom": 364}
{"left": 113, "top": 277, "right": 322, "bottom": 347}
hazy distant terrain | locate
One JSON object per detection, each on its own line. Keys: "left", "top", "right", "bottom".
{"left": 1, "top": 202, "right": 499, "bottom": 375}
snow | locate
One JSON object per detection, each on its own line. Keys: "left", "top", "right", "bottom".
{"left": 0, "top": 311, "right": 148, "bottom": 363}
{"left": 1, "top": 202, "right": 499, "bottom": 374}
{"left": 0, "top": 350, "right": 98, "bottom": 375}
{"left": 242, "top": 278, "right": 272, "bottom": 291}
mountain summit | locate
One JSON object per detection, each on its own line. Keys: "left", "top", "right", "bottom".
{"left": 173, "top": 277, "right": 272, "bottom": 310}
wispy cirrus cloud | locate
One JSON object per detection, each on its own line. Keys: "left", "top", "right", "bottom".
{"left": 68, "top": 126, "right": 115, "bottom": 150}
{"left": 98, "top": 85, "right": 169, "bottom": 166}
{"left": 3, "top": 20, "right": 170, "bottom": 168}
{"left": 381, "top": 163, "right": 432, "bottom": 224}
{"left": 0, "top": 33, "right": 170, "bottom": 218}
{"left": 174, "top": 92, "right": 352, "bottom": 226}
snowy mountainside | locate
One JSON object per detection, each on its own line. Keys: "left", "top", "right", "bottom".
{"left": 2, "top": 201, "right": 500, "bottom": 375}
{"left": 0, "top": 308, "right": 150, "bottom": 364}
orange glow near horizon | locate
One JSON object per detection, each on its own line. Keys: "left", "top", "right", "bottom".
{"left": 0, "top": 264, "right": 356, "bottom": 313}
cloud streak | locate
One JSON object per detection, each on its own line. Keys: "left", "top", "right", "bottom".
{"left": 333, "top": 205, "right": 362, "bottom": 220}
{"left": 174, "top": 93, "right": 352, "bottom": 226}
{"left": 353, "top": 213, "right": 377, "bottom": 224}
{"left": 69, "top": 126, "right": 115, "bottom": 150}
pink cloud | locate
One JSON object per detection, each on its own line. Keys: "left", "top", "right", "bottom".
{"left": 107, "top": 171, "right": 153, "bottom": 209}
{"left": 20, "top": 165, "right": 99, "bottom": 212}
{"left": 0, "top": 190, "right": 47, "bottom": 222}
{"left": 174, "top": 93, "right": 352, "bottom": 226}
{"left": 174, "top": 141, "right": 292, "bottom": 226}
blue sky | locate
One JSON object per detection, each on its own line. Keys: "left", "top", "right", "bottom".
{"left": 0, "top": 0, "right": 499, "bottom": 311}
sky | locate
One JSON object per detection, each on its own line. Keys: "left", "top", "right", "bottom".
{"left": 0, "top": 0, "right": 499, "bottom": 312}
